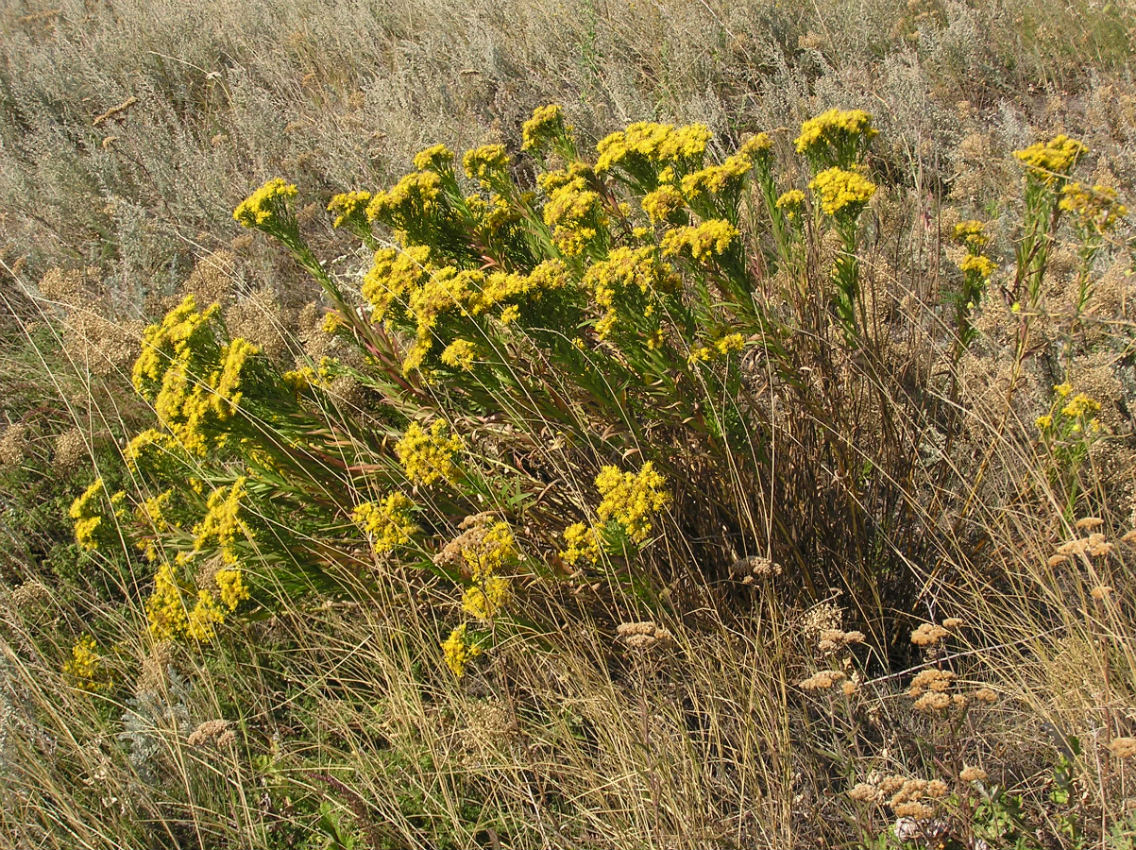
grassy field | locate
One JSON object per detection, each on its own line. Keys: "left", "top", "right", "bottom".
{"left": 2, "top": 0, "right": 1136, "bottom": 847}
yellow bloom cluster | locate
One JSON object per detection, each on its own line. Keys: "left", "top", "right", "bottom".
{"left": 1059, "top": 182, "right": 1128, "bottom": 232}
{"left": 413, "top": 143, "right": 455, "bottom": 173}
{"left": 584, "top": 246, "right": 680, "bottom": 339}
{"left": 775, "top": 189, "right": 806, "bottom": 219}
{"left": 595, "top": 122, "right": 711, "bottom": 174}
{"left": 794, "top": 109, "right": 876, "bottom": 164}
{"left": 133, "top": 297, "right": 260, "bottom": 457}
{"left": 233, "top": 177, "right": 298, "bottom": 229}
{"left": 124, "top": 428, "right": 179, "bottom": 472}
{"left": 680, "top": 137, "right": 770, "bottom": 203}
{"left": 542, "top": 172, "right": 603, "bottom": 255}
{"left": 190, "top": 477, "right": 251, "bottom": 564}
{"left": 366, "top": 170, "right": 443, "bottom": 223}
{"left": 522, "top": 104, "right": 568, "bottom": 152}
{"left": 147, "top": 561, "right": 248, "bottom": 643}
{"left": 595, "top": 461, "right": 669, "bottom": 544}
{"left": 687, "top": 332, "right": 746, "bottom": 366}
{"left": 1061, "top": 392, "right": 1101, "bottom": 419}
{"left": 353, "top": 492, "right": 419, "bottom": 554}
{"left": 214, "top": 567, "right": 250, "bottom": 611}
{"left": 69, "top": 477, "right": 126, "bottom": 551}
{"left": 952, "top": 219, "right": 989, "bottom": 251}
{"left": 438, "top": 338, "right": 477, "bottom": 370}
{"left": 1013, "top": 135, "right": 1088, "bottom": 185}
{"left": 327, "top": 190, "right": 373, "bottom": 229}
{"left": 396, "top": 420, "right": 463, "bottom": 485}
{"left": 808, "top": 167, "right": 876, "bottom": 216}
{"left": 660, "top": 219, "right": 739, "bottom": 261}
{"left": 63, "top": 634, "right": 106, "bottom": 692}
{"left": 462, "top": 144, "right": 510, "bottom": 184}
{"left": 441, "top": 623, "right": 482, "bottom": 678}
{"left": 461, "top": 574, "right": 511, "bottom": 620}
{"left": 958, "top": 254, "right": 996, "bottom": 279}
{"left": 560, "top": 521, "right": 602, "bottom": 566}
{"left": 361, "top": 245, "right": 432, "bottom": 324}
{"left": 642, "top": 186, "right": 686, "bottom": 223}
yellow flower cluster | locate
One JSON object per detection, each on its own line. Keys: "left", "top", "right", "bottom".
{"left": 522, "top": 104, "right": 568, "bottom": 152}
{"left": 1059, "top": 182, "right": 1127, "bottom": 232}
{"left": 366, "top": 170, "right": 443, "bottom": 223}
{"left": 361, "top": 245, "right": 432, "bottom": 324}
{"left": 133, "top": 297, "right": 260, "bottom": 457}
{"left": 542, "top": 172, "right": 603, "bottom": 255}
{"left": 560, "top": 521, "right": 602, "bottom": 566}
{"left": 190, "top": 478, "right": 252, "bottom": 564}
{"left": 233, "top": 177, "right": 298, "bottom": 229}
{"left": 584, "top": 246, "right": 680, "bottom": 339}
{"left": 681, "top": 151, "right": 754, "bottom": 201}
{"left": 462, "top": 574, "right": 510, "bottom": 620}
{"left": 687, "top": 332, "right": 746, "bottom": 366}
{"left": 462, "top": 144, "right": 510, "bottom": 184}
{"left": 214, "top": 567, "right": 250, "bottom": 611}
{"left": 396, "top": 420, "right": 463, "bottom": 485}
{"left": 595, "top": 122, "right": 711, "bottom": 174}
{"left": 63, "top": 634, "right": 106, "bottom": 692}
{"left": 413, "top": 143, "right": 455, "bottom": 173}
{"left": 1061, "top": 392, "right": 1101, "bottom": 419}
{"left": 124, "top": 428, "right": 179, "bottom": 472}
{"left": 353, "top": 492, "right": 418, "bottom": 554}
{"left": 641, "top": 186, "right": 686, "bottom": 223}
{"left": 441, "top": 623, "right": 482, "bottom": 678}
{"left": 952, "top": 219, "right": 989, "bottom": 251}
{"left": 147, "top": 561, "right": 248, "bottom": 643}
{"left": 595, "top": 461, "right": 669, "bottom": 544}
{"left": 775, "top": 189, "right": 806, "bottom": 219}
{"left": 808, "top": 167, "right": 876, "bottom": 216}
{"left": 794, "top": 109, "right": 876, "bottom": 164}
{"left": 440, "top": 338, "right": 478, "bottom": 370}
{"left": 1013, "top": 135, "right": 1088, "bottom": 185}
{"left": 69, "top": 477, "right": 126, "bottom": 551}
{"left": 660, "top": 219, "right": 739, "bottom": 261}
{"left": 326, "top": 190, "right": 373, "bottom": 229}
{"left": 958, "top": 254, "right": 996, "bottom": 279}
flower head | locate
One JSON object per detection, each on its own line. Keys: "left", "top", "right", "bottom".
{"left": 396, "top": 420, "right": 463, "bottom": 486}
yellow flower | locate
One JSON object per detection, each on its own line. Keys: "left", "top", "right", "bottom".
{"left": 1061, "top": 393, "right": 1100, "bottom": 419}
{"left": 396, "top": 420, "right": 463, "bottom": 486}
{"left": 192, "top": 478, "right": 252, "bottom": 564}
{"left": 441, "top": 624, "right": 482, "bottom": 678}
{"left": 1035, "top": 414, "right": 1053, "bottom": 430}
{"left": 326, "top": 190, "right": 372, "bottom": 229}
{"left": 775, "top": 189, "right": 806, "bottom": 218}
{"left": 361, "top": 245, "right": 433, "bottom": 324}
{"left": 595, "top": 122, "right": 711, "bottom": 173}
{"left": 794, "top": 108, "right": 876, "bottom": 166}
{"left": 958, "top": 254, "right": 996, "bottom": 279}
{"left": 808, "top": 167, "right": 876, "bottom": 216}
{"left": 952, "top": 219, "right": 989, "bottom": 251}
{"left": 1059, "top": 182, "right": 1127, "bottom": 232}
{"left": 1054, "top": 382, "right": 1073, "bottom": 397}
{"left": 440, "top": 338, "right": 478, "bottom": 371}
{"left": 214, "top": 567, "right": 250, "bottom": 611}
{"left": 642, "top": 186, "right": 685, "bottom": 223}
{"left": 63, "top": 635, "right": 106, "bottom": 692}
{"left": 522, "top": 104, "right": 569, "bottom": 152}
{"left": 461, "top": 575, "right": 511, "bottom": 620}
{"left": 233, "top": 178, "right": 298, "bottom": 229}
{"left": 462, "top": 144, "right": 510, "bottom": 184}
{"left": 543, "top": 173, "right": 603, "bottom": 255}
{"left": 1013, "top": 135, "right": 1087, "bottom": 185}
{"left": 412, "top": 143, "right": 455, "bottom": 172}
{"left": 353, "top": 492, "right": 419, "bottom": 554}
{"left": 660, "top": 219, "right": 739, "bottom": 262}
{"left": 366, "top": 170, "right": 443, "bottom": 223}
{"left": 595, "top": 461, "right": 669, "bottom": 544}
{"left": 560, "top": 521, "right": 602, "bottom": 566}
{"left": 147, "top": 562, "right": 188, "bottom": 641}
{"left": 185, "top": 589, "right": 225, "bottom": 642}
